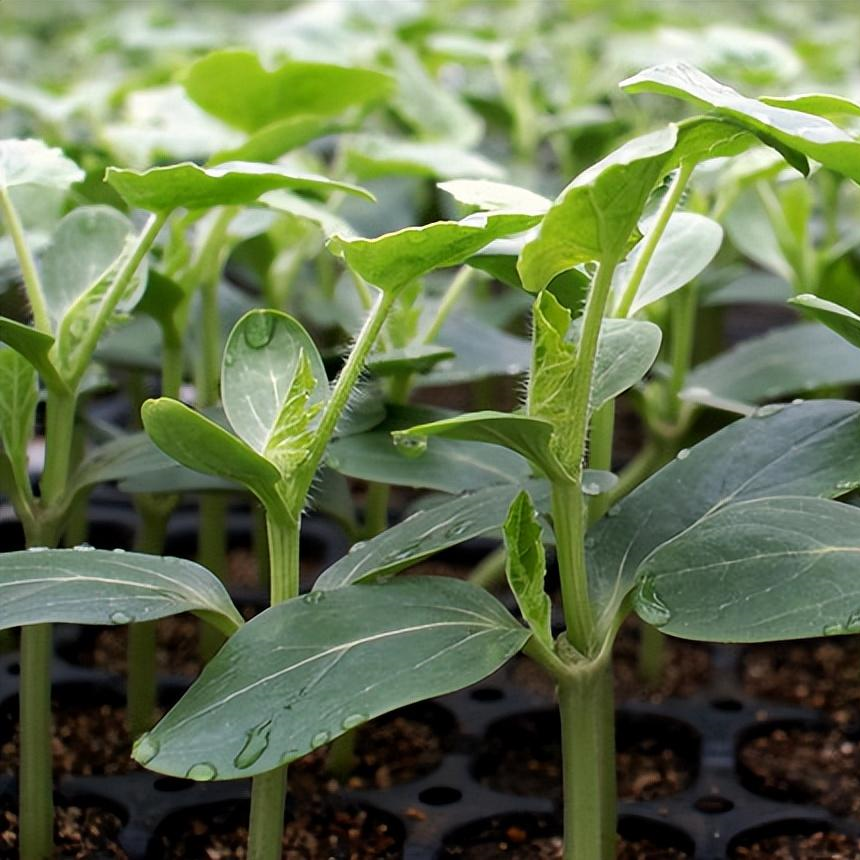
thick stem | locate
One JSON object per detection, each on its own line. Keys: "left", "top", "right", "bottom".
{"left": 161, "top": 340, "right": 184, "bottom": 401}
{"left": 39, "top": 390, "right": 76, "bottom": 510}
{"left": 637, "top": 622, "right": 667, "bottom": 688}
{"left": 558, "top": 652, "right": 616, "bottom": 860}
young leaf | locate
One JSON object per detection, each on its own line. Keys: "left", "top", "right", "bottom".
{"left": 182, "top": 49, "right": 393, "bottom": 133}
{"left": 611, "top": 213, "right": 723, "bottom": 315}
{"left": 133, "top": 578, "right": 528, "bottom": 780}
{"left": 105, "top": 162, "right": 373, "bottom": 213}
{"left": 503, "top": 491, "right": 552, "bottom": 648}
{"left": 634, "top": 497, "right": 860, "bottom": 642}
{"left": 621, "top": 62, "right": 860, "bottom": 182}
{"left": 0, "top": 317, "right": 65, "bottom": 391}
{"left": 518, "top": 126, "right": 678, "bottom": 292}
{"left": 589, "top": 400, "right": 860, "bottom": 630}
{"left": 439, "top": 179, "right": 551, "bottom": 214}
{"left": 790, "top": 294, "right": 860, "bottom": 350}
{"left": 210, "top": 115, "right": 338, "bottom": 165}
{"left": 0, "top": 549, "right": 242, "bottom": 635}
{"left": 760, "top": 93, "right": 860, "bottom": 120}
{"left": 0, "top": 139, "right": 83, "bottom": 192}
{"left": 221, "top": 310, "right": 328, "bottom": 465}
{"left": 315, "top": 479, "right": 553, "bottom": 590}
{"left": 366, "top": 345, "right": 455, "bottom": 376}
{"left": 0, "top": 347, "right": 37, "bottom": 490}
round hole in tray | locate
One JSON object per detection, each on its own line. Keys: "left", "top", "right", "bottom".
{"left": 418, "top": 786, "right": 462, "bottom": 806}
{"left": 6, "top": 663, "right": 18, "bottom": 676}
{"left": 693, "top": 794, "right": 734, "bottom": 814}
{"left": 711, "top": 697, "right": 743, "bottom": 711}
{"left": 470, "top": 687, "right": 504, "bottom": 702}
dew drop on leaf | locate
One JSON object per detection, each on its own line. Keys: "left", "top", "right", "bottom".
{"left": 752, "top": 403, "right": 786, "bottom": 418}
{"left": 109, "top": 610, "right": 133, "bottom": 625}
{"left": 444, "top": 521, "right": 472, "bottom": 538}
{"left": 27, "top": 546, "right": 49, "bottom": 552}
{"left": 392, "top": 433, "right": 428, "bottom": 459}
{"left": 73, "top": 543, "right": 95, "bottom": 551}
{"left": 186, "top": 762, "right": 218, "bottom": 781}
{"left": 243, "top": 314, "right": 276, "bottom": 350}
{"left": 607, "top": 505, "right": 622, "bottom": 518}
{"left": 302, "top": 591, "right": 325, "bottom": 605}
{"left": 634, "top": 575, "right": 672, "bottom": 628}
{"left": 823, "top": 623, "right": 845, "bottom": 636}
{"left": 341, "top": 713, "right": 367, "bottom": 731}
{"left": 310, "top": 730, "right": 330, "bottom": 748}
{"left": 233, "top": 719, "right": 272, "bottom": 769}
{"left": 112, "top": 547, "right": 126, "bottom": 553}
{"left": 582, "top": 482, "right": 602, "bottom": 496}
{"left": 675, "top": 448, "right": 690, "bottom": 461}
{"left": 133, "top": 733, "right": 159, "bottom": 765}
{"left": 348, "top": 541, "right": 367, "bottom": 554}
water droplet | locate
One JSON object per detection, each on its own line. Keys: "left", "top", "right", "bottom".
{"left": 233, "top": 719, "right": 272, "bottom": 769}
{"left": 341, "top": 713, "right": 367, "bottom": 731}
{"left": 348, "top": 541, "right": 367, "bottom": 554}
{"left": 27, "top": 546, "right": 49, "bottom": 552}
{"left": 634, "top": 574, "right": 672, "bottom": 628}
{"left": 584, "top": 536, "right": 596, "bottom": 550}
{"left": 326, "top": 455, "right": 341, "bottom": 470}
{"left": 279, "top": 749, "right": 300, "bottom": 766}
{"left": 392, "top": 433, "right": 428, "bottom": 459}
{"left": 112, "top": 547, "right": 126, "bottom": 554}
{"left": 186, "top": 762, "right": 218, "bottom": 781}
{"left": 823, "top": 622, "right": 845, "bottom": 636}
{"left": 303, "top": 591, "right": 325, "bottom": 605}
{"left": 582, "top": 482, "right": 601, "bottom": 496}
{"left": 243, "top": 314, "right": 276, "bottom": 350}
{"left": 791, "top": 398, "right": 804, "bottom": 405}
{"left": 836, "top": 480, "right": 859, "bottom": 491}
{"left": 675, "top": 448, "right": 690, "bottom": 461}
{"left": 390, "top": 542, "right": 422, "bottom": 562}
{"left": 109, "top": 610, "right": 133, "bottom": 625}
{"left": 133, "top": 733, "right": 159, "bottom": 765}
{"left": 752, "top": 403, "right": 786, "bottom": 418}
{"left": 310, "top": 730, "right": 330, "bottom": 749}
{"left": 607, "top": 505, "right": 622, "bottom": 518}
{"left": 223, "top": 352, "right": 235, "bottom": 368}
{"left": 73, "top": 543, "right": 95, "bottom": 551}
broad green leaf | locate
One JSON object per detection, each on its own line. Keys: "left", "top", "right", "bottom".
{"left": 106, "top": 162, "right": 373, "bottom": 213}
{"left": 723, "top": 189, "right": 792, "bottom": 280}
{"left": 0, "top": 549, "right": 242, "bottom": 635}
{"left": 0, "top": 317, "right": 65, "bottom": 392}
{"left": 182, "top": 49, "right": 392, "bottom": 133}
{"left": 504, "top": 491, "right": 552, "bottom": 648}
{"left": 209, "top": 115, "right": 336, "bottom": 165}
{"left": 635, "top": 497, "right": 860, "bottom": 642}
{"left": 142, "top": 398, "right": 280, "bottom": 505}
{"left": 261, "top": 189, "right": 355, "bottom": 238}
{"left": 760, "top": 93, "right": 860, "bottom": 120}
{"left": 671, "top": 116, "right": 759, "bottom": 167}
{"left": 439, "top": 179, "right": 551, "bottom": 214}
{"left": 315, "top": 479, "right": 552, "bottom": 590}
{"left": 589, "top": 400, "right": 860, "bottom": 631}
{"left": 393, "top": 411, "right": 567, "bottom": 482}
{"left": 0, "top": 139, "right": 83, "bottom": 192}
{"left": 328, "top": 214, "right": 539, "bottom": 294}
{"left": 344, "top": 135, "right": 503, "bottom": 181}
{"left": 612, "top": 213, "right": 723, "bottom": 315}
{"left": 222, "top": 310, "right": 328, "bottom": 462}
{"left": 134, "top": 577, "right": 527, "bottom": 780}
{"left": 40, "top": 206, "right": 145, "bottom": 330}
{"left": 518, "top": 126, "right": 678, "bottom": 292}
{"left": 366, "top": 345, "right": 455, "bottom": 376}
{"left": 0, "top": 348, "right": 37, "bottom": 489}
{"left": 683, "top": 323, "right": 860, "bottom": 412}
{"left": 621, "top": 62, "right": 860, "bottom": 182}
{"left": 790, "top": 294, "right": 860, "bottom": 350}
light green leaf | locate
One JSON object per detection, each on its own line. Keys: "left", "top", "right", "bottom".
{"left": 141, "top": 398, "right": 280, "bottom": 505}
{"left": 621, "top": 62, "right": 860, "bottom": 182}
{"left": 315, "top": 479, "right": 552, "bottom": 590}
{"left": 790, "top": 294, "right": 860, "bottom": 351}
{"left": 519, "top": 126, "right": 678, "bottom": 292}
{"left": 760, "top": 93, "right": 860, "bottom": 120}
{"left": 671, "top": 116, "right": 759, "bottom": 167}
{"left": 222, "top": 310, "right": 328, "bottom": 464}
{"left": 40, "top": 206, "right": 145, "bottom": 331}
{"left": 209, "top": 115, "right": 337, "bottom": 165}
{"left": 0, "top": 347, "right": 37, "bottom": 489}
{"left": 261, "top": 189, "right": 355, "bottom": 238}
{"left": 0, "top": 549, "right": 242, "bottom": 635}
{"left": 503, "top": 491, "right": 552, "bottom": 648}
{"left": 366, "top": 345, "right": 455, "bottom": 376}
{"left": 589, "top": 400, "right": 860, "bottom": 631}
{"left": 683, "top": 323, "right": 860, "bottom": 412}
{"left": 635, "top": 497, "right": 860, "bottom": 642}
{"left": 723, "top": 188, "right": 792, "bottom": 280}
{"left": 612, "top": 213, "right": 723, "bottom": 315}
{"left": 134, "top": 577, "right": 527, "bottom": 780}
{"left": 439, "top": 179, "right": 551, "bottom": 214}
{"left": 105, "top": 161, "right": 373, "bottom": 213}
{"left": 0, "top": 139, "right": 83, "bottom": 192}
{"left": 0, "top": 317, "right": 65, "bottom": 392}
{"left": 182, "top": 49, "right": 392, "bottom": 133}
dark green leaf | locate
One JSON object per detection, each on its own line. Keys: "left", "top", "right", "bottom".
{"left": 790, "top": 294, "right": 860, "bottom": 351}
{"left": 366, "top": 345, "right": 455, "bottom": 376}
{"left": 0, "top": 348, "right": 37, "bottom": 486}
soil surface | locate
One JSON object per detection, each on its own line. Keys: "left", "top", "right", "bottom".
{"left": 738, "top": 725, "right": 860, "bottom": 818}
{"left": 732, "top": 830, "right": 860, "bottom": 859}
{"left": 742, "top": 637, "right": 860, "bottom": 727}
{"left": 0, "top": 803, "right": 126, "bottom": 859}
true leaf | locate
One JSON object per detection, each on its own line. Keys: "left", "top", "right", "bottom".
{"left": 439, "top": 179, "right": 551, "bottom": 214}
{"left": 760, "top": 93, "right": 860, "bottom": 120}
{"left": 0, "top": 347, "right": 37, "bottom": 488}
{"left": 503, "top": 491, "right": 552, "bottom": 648}
{"left": 210, "top": 115, "right": 337, "bottom": 165}
{"left": 366, "top": 345, "right": 455, "bottom": 376}
{"left": 0, "top": 139, "right": 83, "bottom": 192}
{"left": 0, "top": 549, "right": 242, "bottom": 635}
{"left": 635, "top": 497, "right": 860, "bottom": 642}
{"left": 133, "top": 578, "right": 528, "bottom": 780}
{"left": 790, "top": 294, "right": 860, "bottom": 350}
{"left": 0, "top": 317, "right": 65, "bottom": 391}
{"left": 106, "top": 162, "right": 373, "bottom": 213}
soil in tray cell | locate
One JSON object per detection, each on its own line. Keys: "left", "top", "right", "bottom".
{"left": 731, "top": 828, "right": 860, "bottom": 859}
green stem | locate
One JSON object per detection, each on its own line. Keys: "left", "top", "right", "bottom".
{"left": 665, "top": 283, "right": 697, "bottom": 423}
{"left": 587, "top": 401, "right": 615, "bottom": 523}
{"left": 422, "top": 266, "right": 474, "bottom": 344}
{"left": 39, "top": 389, "right": 76, "bottom": 514}
{"left": 161, "top": 340, "right": 183, "bottom": 401}
{"left": 607, "top": 441, "right": 668, "bottom": 505}
{"left": 253, "top": 505, "right": 270, "bottom": 590}
{"left": 637, "top": 622, "right": 666, "bottom": 688}
{"left": 558, "top": 651, "right": 616, "bottom": 860}
{"left": 0, "top": 187, "right": 51, "bottom": 334}
{"left": 197, "top": 494, "right": 229, "bottom": 661}
{"left": 362, "top": 482, "right": 389, "bottom": 540}
{"left": 614, "top": 164, "right": 693, "bottom": 319}
{"left": 468, "top": 544, "right": 508, "bottom": 590}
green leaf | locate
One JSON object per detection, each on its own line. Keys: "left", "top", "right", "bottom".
{"left": 0, "top": 548, "right": 242, "bottom": 636}
{"left": 683, "top": 323, "right": 860, "bottom": 412}
{"left": 0, "top": 139, "right": 83, "bottom": 192}
{"left": 503, "top": 491, "right": 552, "bottom": 648}
{"left": 0, "top": 347, "right": 37, "bottom": 488}
{"left": 723, "top": 188, "right": 792, "bottom": 280}
{"left": 790, "top": 294, "right": 860, "bottom": 350}
{"left": 518, "top": 126, "right": 678, "bottom": 292}
{"left": 141, "top": 398, "right": 281, "bottom": 505}
{"left": 261, "top": 189, "right": 355, "bottom": 238}
{"left": 134, "top": 577, "right": 527, "bottom": 780}
{"left": 328, "top": 214, "right": 539, "bottom": 294}
{"left": 635, "top": 497, "right": 860, "bottom": 642}
{"left": 315, "top": 479, "right": 552, "bottom": 590}
{"left": 209, "top": 115, "right": 337, "bottom": 165}
{"left": 40, "top": 206, "right": 145, "bottom": 331}
{"left": 589, "top": 400, "right": 860, "bottom": 631}
{"left": 105, "top": 162, "right": 373, "bottom": 213}
{"left": 366, "top": 345, "right": 455, "bottom": 376}
{"left": 439, "top": 179, "right": 551, "bottom": 214}
{"left": 621, "top": 62, "right": 860, "bottom": 182}
{"left": 0, "top": 317, "right": 65, "bottom": 392}
{"left": 671, "top": 116, "right": 759, "bottom": 167}
{"left": 612, "top": 213, "right": 723, "bottom": 315}
{"left": 182, "top": 49, "right": 392, "bottom": 133}
{"left": 760, "top": 93, "right": 860, "bottom": 120}
{"left": 221, "top": 311, "right": 328, "bottom": 469}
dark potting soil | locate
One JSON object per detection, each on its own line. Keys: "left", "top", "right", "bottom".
{"left": 732, "top": 830, "right": 860, "bottom": 859}
{"left": 738, "top": 725, "right": 860, "bottom": 818}
{"left": 742, "top": 637, "right": 860, "bottom": 727}
{"left": 0, "top": 803, "right": 127, "bottom": 859}
{"left": 443, "top": 835, "right": 689, "bottom": 859}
